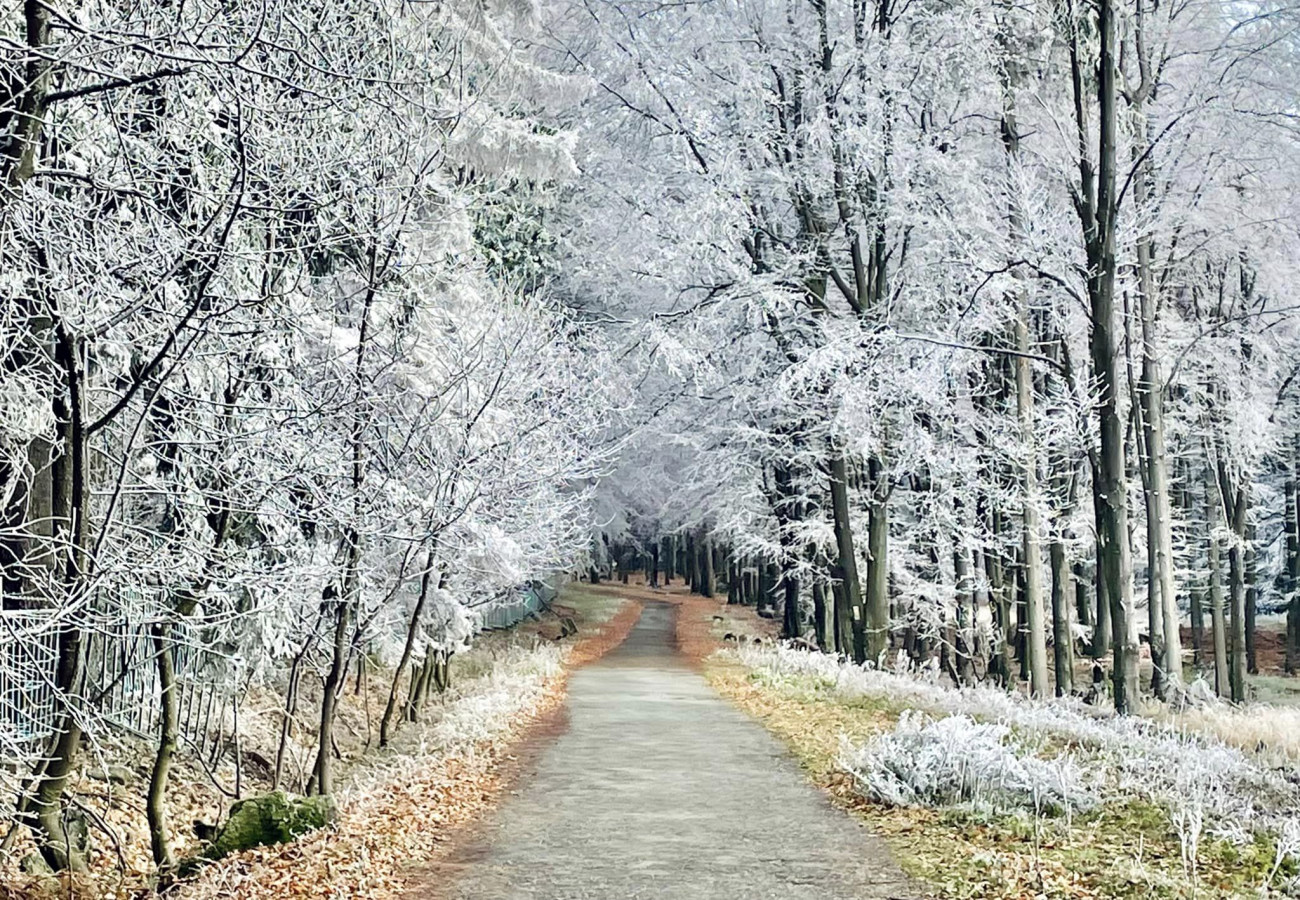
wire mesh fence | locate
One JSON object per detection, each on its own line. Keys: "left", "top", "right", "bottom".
{"left": 0, "top": 610, "right": 238, "bottom": 767}
{"left": 0, "top": 611, "right": 60, "bottom": 755}
{"left": 1, "top": 579, "right": 559, "bottom": 766}
{"left": 475, "top": 580, "right": 556, "bottom": 631}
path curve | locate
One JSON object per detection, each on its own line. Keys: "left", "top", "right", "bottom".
{"left": 426, "top": 600, "right": 916, "bottom": 900}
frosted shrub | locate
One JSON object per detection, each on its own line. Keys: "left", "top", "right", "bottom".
{"left": 840, "top": 710, "right": 1096, "bottom": 816}
{"left": 732, "top": 643, "right": 1300, "bottom": 871}
{"left": 427, "top": 642, "right": 564, "bottom": 748}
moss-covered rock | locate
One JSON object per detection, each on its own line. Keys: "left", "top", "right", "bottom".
{"left": 204, "top": 791, "right": 337, "bottom": 861}
{"left": 87, "top": 764, "right": 135, "bottom": 786}
{"left": 20, "top": 852, "right": 53, "bottom": 875}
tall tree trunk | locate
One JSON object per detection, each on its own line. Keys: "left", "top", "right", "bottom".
{"left": 756, "top": 561, "right": 773, "bottom": 616}
{"left": 312, "top": 277, "right": 376, "bottom": 795}
{"left": 1015, "top": 563, "right": 1030, "bottom": 682}
{"left": 2, "top": 0, "right": 52, "bottom": 189}
{"left": 782, "top": 570, "right": 801, "bottom": 639}
{"left": 1049, "top": 540, "right": 1074, "bottom": 696}
{"left": 312, "top": 537, "right": 358, "bottom": 797}
{"left": 831, "top": 578, "right": 851, "bottom": 657}
{"left": 1190, "top": 582, "right": 1205, "bottom": 665}
{"left": 6, "top": 13, "right": 88, "bottom": 866}
{"left": 1225, "top": 497, "right": 1248, "bottom": 704}
{"left": 972, "top": 547, "right": 992, "bottom": 680}
{"left": 146, "top": 534, "right": 228, "bottom": 868}
{"left": 954, "top": 545, "right": 976, "bottom": 685}
{"left": 406, "top": 657, "right": 429, "bottom": 722}
{"left": 985, "top": 510, "right": 1013, "bottom": 688}
{"left": 1091, "top": 495, "right": 1112, "bottom": 660}
{"left": 26, "top": 334, "right": 90, "bottom": 871}
{"left": 1245, "top": 526, "right": 1258, "bottom": 674}
{"left": 773, "top": 462, "right": 805, "bottom": 639}
{"left": 1144, "top": 463, "right": 1165, "bottom": 700}
{"left": 1072, "top": 0, "right": 1137, "bottom": 712}
{"left": 29, "top": 634, "right": 86, "bottom": 871}
{"left": 147, "top": 624, "right": 179, "bottom": 869}
{"left": 1139, "top": 382, "right": 1182, "bottom": 695}
{"left": 700, "top": 532, "right": 715, "bottom": 598}
{"left": 1204, "top": 466, "right": 1229, "bottom": 697}
{"left": 1286, "top": 450, "right": 1299, "bottom": 674}
{"left": 1086, "top": 468, "right": 1112, "bottom": 661}
{"left": 811, "top": 578, "right": 828, "bottom": 652}
{"left": 865, "top": 457, "right": 889, "bottom": 664}
{"left": 1073, "top": 562, "right": 1093, "bottom": 635}
{"left": 999, "top": 13, "right": 1048, "bottom": 697}
{"left": 829, "top": 451, "right": 867, "bottom": 663}
{"left": 686, "top": 532, "right": 697, "bottom": 593}
{"left": 1131, "top": 38, "right": 1183, "bottom": 703}
{"left": 1014, "top": 318, "right": 1050, "bottom": 697}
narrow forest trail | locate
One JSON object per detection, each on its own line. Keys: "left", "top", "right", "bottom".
{"left": 421, "top": 598, "right": 916, "bottom": 900}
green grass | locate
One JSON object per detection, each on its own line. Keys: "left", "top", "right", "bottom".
{"left": 556, "top": 581, "right": 629, "bottom": 627}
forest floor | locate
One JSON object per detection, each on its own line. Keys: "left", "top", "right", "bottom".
{"left": 418, "top": 590, "right": 917, "bottom": 900}
{"left": 0, "top": 586, "right": 641, "bottom": 900}
{"left": 579, "top": 580, "right": 1297, "bottom": 900}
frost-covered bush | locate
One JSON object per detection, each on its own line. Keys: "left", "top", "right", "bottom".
{"left": 426, "top": 643, "right": 565, "bottom": 748}
{"left": 840, "top": 711, "right": 1097, "bottom": 816}
{"left": 734, "top": 643, "right": 1300, "bottom": 866}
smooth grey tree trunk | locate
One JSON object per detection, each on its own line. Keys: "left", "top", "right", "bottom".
{"left": 1204, "top": 465, "right": 1230, "bottom": 697}
{"left": 1134, "top": 146, "right": 1182, "bottom": 701}
{"left": 865, "top": 457, "right": 889, "bottom": 664}
{"left": 829, "top": 451, "right": 867, "bottom": 663}
{"left": 1014, "top": 318, "right": 1050, "bottom": 697}
{"left": 1049, "top": 540, "right": 1074, "bottom": 696}
{"left": 1069, "top": 0, "right": 1137, "bottom": 712}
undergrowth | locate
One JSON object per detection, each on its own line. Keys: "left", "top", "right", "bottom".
{"left": 707, "top": 642, "right": 1300, "bottom": 899}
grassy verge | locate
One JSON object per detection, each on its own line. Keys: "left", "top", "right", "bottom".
{"left": 675, "top": 594, "right": 1286, "bottom": 899}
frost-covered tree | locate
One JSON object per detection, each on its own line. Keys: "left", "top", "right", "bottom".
{"left": 1, "top": 0, "right": 607, "bottom": 869}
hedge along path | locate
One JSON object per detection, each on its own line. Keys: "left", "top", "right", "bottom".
{"left": 166, "top": 597, "right": 645, "bottom": 900}
{"left": 424, "top": 590, "right": 917, "bottom": 900}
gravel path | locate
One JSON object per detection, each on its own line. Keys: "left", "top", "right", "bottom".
{"left": 428, "top": 600, "right": 916, "bottom": 900}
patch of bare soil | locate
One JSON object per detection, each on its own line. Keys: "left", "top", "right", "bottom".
{"left": 1180, "top": 623, "right": 1290, "bottom": 674}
